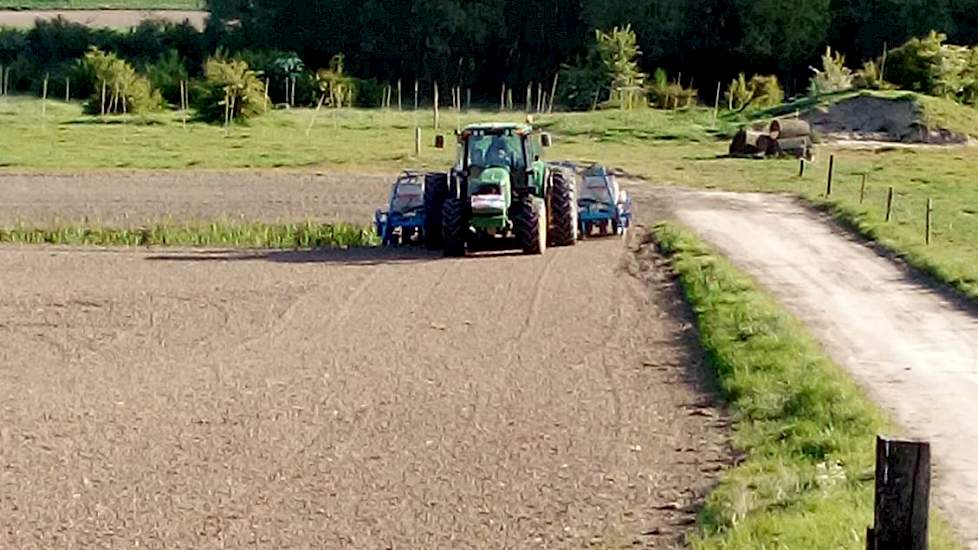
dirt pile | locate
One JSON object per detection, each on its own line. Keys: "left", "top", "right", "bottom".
{"left": 803, "top": 95, "right": 969, "bottom": 144}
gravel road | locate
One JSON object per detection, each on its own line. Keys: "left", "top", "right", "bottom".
{"left": 657, "top": 187, "right": 978, "bottom": 548}
{"left": 0, "top": 175, "right": 729, "bottom": 548}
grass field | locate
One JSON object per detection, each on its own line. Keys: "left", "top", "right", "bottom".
{"left": 0, "top": 0, "right": 202, "bottom": 9}
{"left": 1, "top": 94, "right": 976, "bottom": 300}
{"left": 654, "top": 223, "right": 961, "bottom": 549}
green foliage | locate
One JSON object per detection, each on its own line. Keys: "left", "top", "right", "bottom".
{"left": 560, "top": 25, "right": 647, "bottom": 111}
{"left": 314, "top": 54, "right": 355, "bottom": 108}
{"left": 854, "top": 60, "right": 884, "bottom": 90}
{"left": 809, "top": 46, "right": 854, "bottom": 96}
{"left": 647, "top": 68, "right": 697, "bottom": 110}
{"left": 0, "top": 220, "right": 377, "bottom": 249}
{"left": 883, "top": 31, "right": 978, "bottom": 102}
{"left": 81, "top": 47, "right": 161, "bottom": 115}
{"left": 725, "top": 73, "right": 783, "bottom": 111}
{"left": 196, "top": 56, "right": 267, "bottom": 123}
{"left": 145, "top": 49, "right": 189, "bottom": 106}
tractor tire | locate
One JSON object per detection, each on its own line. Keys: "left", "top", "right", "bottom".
{"left": 441, "top": 198, "right": 466, "bottom": 257}
{"left": 424, "top": 173, "right": 449, "bottom": 250}
{"left": 548, "top": 169, "right": 578, "bottom": 247}
{"left": 513, "top": 197, "right": 547, "bottom": 255}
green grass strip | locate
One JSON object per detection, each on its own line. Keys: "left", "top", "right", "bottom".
{"left": 652, "top": 222, "right": 959, "bottom": 549}
{"left": 0, "top": 220, "right": 377, "bottom": 249}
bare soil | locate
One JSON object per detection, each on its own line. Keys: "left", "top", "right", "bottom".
{"left": 805, "top": 95, "right": 969, "bottom": 144}
{"left": 651, "top": 186, "right": 978, "bottom": 549}
{"left": 0, "top": 9, "right": 206, "bottom": 29}
{"left": 0, "top": 171, "right": 390, "bottom": 226}
{"left": 0, "top": 171, "right": 729, "bottom": 549}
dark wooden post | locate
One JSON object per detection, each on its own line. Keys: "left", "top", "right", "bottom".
{"left": 867, "top": 436, "right": 931, "bottom": 550}
{"left": 885, "top": 187, "right": 895, "bottom": 223}
{"left": 860, "top": 174, "right": 867, "bottom": 204}
{"left": 826, "top": 154, "right": 835, "bottom": 196}
{"left": 799, "top": 158, "right": 805, "bottom": 177}
{"left": 925, "top": 199, "right": 933, "bottom": 245}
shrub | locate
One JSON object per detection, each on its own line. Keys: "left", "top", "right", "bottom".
{"left": 196, "top": 56, "right": 266, "bottom": 123}
{"left": 808, "top": 46, "right": 853, "bottom": 95}
{"left": 314, "top": 54, "right": 357, "bottom": 107}
{"left": 854, "top": 60, "right": 884, "bottom": 89}
{"left": 724, "top": 73, "right": 782, "bottom": 111}
{"left": 145, "top": 49, "right": 189, "bottom": 106}
{"left": 559, "top": 25, "right": 646, "bottom": 111}
{"left": 647, "top": 68, "right": 697, "bottom": 109}
{"left": 81, "top": 47, "right": 161, "bottom": 115}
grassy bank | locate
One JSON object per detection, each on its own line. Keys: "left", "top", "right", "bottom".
{"left": 0, "top": 220, "right": 376, "bottom": 248}
{"left": 653, "top": 223, "right": 958, "bottom": 549}
{"left": 1, "top": 94, "right": 976, "bottom": 299}
{"left": 0, "top": 0, "right": 202, "bottom": 9}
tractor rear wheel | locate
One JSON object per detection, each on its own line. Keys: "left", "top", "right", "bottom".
{"left": 548, "top": 169, "right": 577, "bottom": 246}
{"left": 441, "top": 198, "right": 466, "bottom": 257}
{"left": 424, "top": 173, "right": 449, "bottom": 250}
{"left": 514, "top": 197, "right": 547, "bottom": 255}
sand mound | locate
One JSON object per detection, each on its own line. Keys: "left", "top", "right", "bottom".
{"left": 803, "top": 95, "right": 968, "bottom": 144}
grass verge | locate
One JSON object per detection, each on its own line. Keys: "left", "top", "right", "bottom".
{"left": 0, "top": 220, "right": 377, "bottom": 248}
{"left": 653, "top": 222, "right": 959, "bottom": 549}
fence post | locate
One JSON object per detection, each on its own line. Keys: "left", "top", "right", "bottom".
{"left": 41, "top": 73, "right": 48, "bottom": 117}
{"left": 414, "top": 80, "right": 419, "bottom": 111}
{"left": 713, "top": 81, "right": 721, "bottom": 127}
{"left": 886, "top": 187, "right": 895, "bottom": 223}
{"left": 860, "top": 174, "right": 867, "bottom": 204}
{"left": 433, "top": 82, "right": 439, "bottom": 129}
{"left": 397, "top": 79, "right": 402, "bottom": 111}
{"left": 799, "top": 158, "right": 805, "bottom": 178}
{"left": 926, "top": 198, "right": 933, "bottom": 246}
{"left": 867, "top": 436, "right": 930, "bottom": 550}
{"left": 500, "top": 83, "right": 506, "bottom": 112}
{"left": 414, "top": 127, "right": 421, "bottom": 157}
{"left": 65, "top": 77, "right": 70, "bottom": 102}
{"left": 548, "top": 73, "right": 559, "bottom": 113}
{"left": 826, "top": 154, "right": 835, "bottom": 196}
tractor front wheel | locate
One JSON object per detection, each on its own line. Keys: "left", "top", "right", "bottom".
{"left": 514, "top": 197, "right": 547, "bottom": 255}
{"left": 548, "top": 170, "right": 577, "bottom": 246}
{"left": 441, "top": 198, "right": 466, "bottom": 257}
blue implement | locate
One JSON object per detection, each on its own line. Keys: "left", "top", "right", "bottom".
{"left": 577, "top": 164, "right": 632, "bottom": 238}
{"left": 375, "top": 171, "right": 427, "bottom": 246}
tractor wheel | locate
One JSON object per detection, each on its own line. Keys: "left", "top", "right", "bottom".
{"left": 424, "top": 173, "right": 449, "bottom": 250}
{"left": 514, "top": 197, "right": 547, "bottom": 255}
{"left": 548, "top": 169, "right": 577, "bottom": 246}
{"left": 441, "top": 198, "right": 466, "bottom": 257}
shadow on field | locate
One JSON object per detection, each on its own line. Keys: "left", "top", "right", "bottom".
{"left": 145, "top": 247, "right": 442, "bottom": 266}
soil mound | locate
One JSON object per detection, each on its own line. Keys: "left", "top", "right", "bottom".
{"left": 803, "top": 95, "right": 969, "bottom": 144}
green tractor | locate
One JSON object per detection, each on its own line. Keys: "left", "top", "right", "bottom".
{"left": 424, "top": 122, "right": 578, "bottom": 257}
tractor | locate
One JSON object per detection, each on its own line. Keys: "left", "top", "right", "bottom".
{"left": 424, "top": 122, "right": 578, "bottom": 257}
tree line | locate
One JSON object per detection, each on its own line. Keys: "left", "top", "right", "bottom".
{"left": 206, "top": 0, "right": 978, "bottom": 98}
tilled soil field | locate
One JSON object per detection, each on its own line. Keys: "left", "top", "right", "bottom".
{"left": 0, "top": 171, "right": 729, "bottom": 549}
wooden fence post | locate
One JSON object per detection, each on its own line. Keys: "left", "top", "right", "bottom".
{"left": 65, "top": 77, "right": 70, "bottom": 102}
{"left": 0, "top": 64, "right": 4, "bottom": 96}
{"left": 548, "top": 72, "right": 559, "bottom": 113}
{"left": 414, "top": 80, "right": 419, "bottom": 111}
{"left": 713, "top": 81, "right": 721, "bottom": 126}
{"left": 507, "top": 88, "right": 513, "bottom": 111}
{"left": 433, "top": 82, "right": 439, "bottom": 129}
{"left": 860, "top": 174, "right": 867, "bottom": 204}
{"left": 926, "top": 198, "right": 933, "bottom": 245}
{"left": 41, "top": 73, "right": 48, "bottom": 117}
{"left": 799, "top": 158, "right": 805, "bottom": 178}
{"left": 525, "top": 83, "right": 532, "bottom": 113}
{"left": 415, "top": 127, "right": 421, "bottom": 157}
{"left": 466, "top": 88, "right": 471, "bottom": 111}
{"left": 397, "top": 79, "right": 402, "bottom": 111}
{"left": 500, "top": 83, "right": 506, "bottom": 112}
{"left": 886, "top": 187, "right": 895, "bottom": 223}
{"left": 826, "top": 154, "right": 835, "bottom": 196}
{"left": 867, "top": 436, "right": 930, "bottom": 550}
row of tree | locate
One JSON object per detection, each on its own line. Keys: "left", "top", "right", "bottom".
{"left": 206, "top": 0, "right": 978, "bottom": 97}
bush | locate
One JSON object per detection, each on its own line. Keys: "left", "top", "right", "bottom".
{"left": 724, "top": 73, "right": 782, "bottom": 111}
{"left": 854, "top": 60, "right": 884, "bottom": 89}
{"left": 81, "top": 47, "right": 161, "bottom": 115}
{"left": 145, "top": 49, "right": 189, "bottom": 106}
{"left": 884, "top": 32, "right": 976, "bottom": 101}
{"left": 808, "top": 46, "right": 853, "bottom": 95}
{"left": 196, "top": 57, "right": 267, "bottom": 123}
{"left": 647, "top": 68, "right": 697, "bottom": 109}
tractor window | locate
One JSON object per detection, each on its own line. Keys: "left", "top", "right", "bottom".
{"left": 391, "top": 183, "right": 424, "bottom": 213}
{"left": 467, "top": 133, "right": 525, "bottom": 171}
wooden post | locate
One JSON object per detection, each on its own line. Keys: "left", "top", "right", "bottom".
{"left": 826, "top": 154, "right": 835, "bottom": 196}
{"left": 0, "top": 64, "right": 4, "bottom": 96}
{"left": 713, "top": 81, "right": 721, "bottom": 126}
{"left": 100, "top": 81, "right": 107, "bottom": 116}
{"left": 264, "top": 78, "right": 270, "bottom": 110}
{"left": 290, "top": 76, "right": 296, "bottom": 107}
{"left": 548, "top": 73, "right": 559, "bottom": 113}
{"left": 414, "top": 127, "right": 421, "bottom": 157}
{"left": 860, "top": 174, "right": 867, "bottom": 204}
{"left": 867, "top": 436, "right": 930, "bottom": 550}
{"left": 500, "top": 83, "right": 506, "bottom": 112}
{"left": 397, "top": 80, "right": 402, "bottom": 111}
{"left": 886, "top": 187, "right": 894, "bottom": 223}
{"left": 41, "top": 73, "right": 48, "bottom": 117}
{"left": 926, "top": 198, "right": 933, "bottom": 245}
{"left": 507, "top": 88, "right": 513, "bottom": 111}
{"left": 414, "top": 80, "right": 419, "bottom": 111}
{"left": 180, "top": 80, "right": 187, "bottom": 127}
{"left": 433, "top": 82, "right": 440, "bottom": 129}
{"left": 880, "top": 42, "right": 889, "bottom": 83}
{"left": 306, "top": 92, "right": 327, "bottom": 136}
{"left": 799, "top": 158, "right": 805, "bottom": 178}
{"left": 536, "top": 81, "right": 543, "bottom": 112}
{"left": 65, "top": 77, "right": 70, "bottom": 102}
{"left": 466, "top": 88, "right": 471, "bottom": 111}
{"left": 525, "top": 83, "right": 532, "bottom": 113}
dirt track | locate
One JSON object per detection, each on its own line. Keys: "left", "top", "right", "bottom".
{"left": 655, "top": 188, "right": 978, "bottom": 548}
{"left": 0, "top": 9, "right": 206, "bottom": 29}
{"left": 0, "top": 173, "right": 728, "bottom": 548}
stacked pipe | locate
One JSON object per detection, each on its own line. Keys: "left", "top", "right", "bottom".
{"left": 729, "top": 118, "right": 813, "bottom": 160}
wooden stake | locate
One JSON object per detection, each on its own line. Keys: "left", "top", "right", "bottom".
{"left": 284, "top": 77, "right": 289, "bottom": 107}
{"left": 415, "top": 127, "right": 421, "bottom": 156}
{"left": 290, "top": 76, "right": 296, "bottom": 107}
{"left": 826, "top": 154, "right": 835, "bottom": 196}
{"left": 65, "top": 77, "right": 70, "bottom": 102}
{"left": 713, "top": 81, "right": 721, "bottom": 126}
{"left": 500, "top": 83, "right": 506, "bottom": 111}
{"left": 180, "top": 80, "right": 187, "bottom": 127}
{"left": 466, "top": 88, "right": 471, "bottom": 111}
{"left": 397, "top": 80, "right": 402, "bottom": 111}
{"left": 306, "top": 92, "right": 327, "bottom": 136}
{"left": 507, "top": 88, "right": 513, "bottom": 111}
{"left": 880, "top": 42, "right": 889, "bottom": 83}
{"left": 548, "top": 73, "right": 559, "bottom": 113}
{"left": 926, "top": 198, "right": 933, "bottom": 245}
{"left": 41, "top": 73, "right": 49, "bottom": 117}
{"left": 886, "top": 187, "right": 894, "bottom": 222}
{"left": 100, "top": 81, "right": 107, "bottom": 116}
{"left": 265, "top": 78, "right": 270, "bottom": 111}
{"left": 414, "top": 80, "right": 419, "bottom": 111}
{"left": 433, "top": 82, "right": 440, "bottom": 129}
{"left": 536, "top": 82, "right": 543, "bottom": 112}
{"left": 526, "top": 83, "right": 532, "bottom": 113}
{"left": 868, "top": 436, "right": 930, "bottom": 550}
{"left": 541, "top": 93, "right": 548, "bottom": 115}
{"left": 860, "top": 174, "right": 867, "bottom": 204}
{"left": 799, "top": 158, "right": 805, "bottom": 178}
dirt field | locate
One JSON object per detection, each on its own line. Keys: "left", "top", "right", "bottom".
{"left": 0, "top": 9, "right": 206, "bottom": 29}
{"left": 0, "top": 172, "right": 729, "bottom": 548}
{"left": 654, "top": 187, "right": 978, "bottom": 548}
{"left": 0, "top": 171, "right": 389, "bottom": 226}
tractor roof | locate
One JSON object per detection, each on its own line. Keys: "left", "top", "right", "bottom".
{"left": 461, "top": 122, "right": 533, "bottom": 134}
